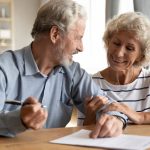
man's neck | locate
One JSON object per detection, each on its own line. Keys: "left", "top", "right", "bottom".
{"left": 31, "top": 40, "right": 56, "bottom": 75}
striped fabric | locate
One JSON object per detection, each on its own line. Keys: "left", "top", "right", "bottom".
{"left": 77, "top": 68, "right": 150, "bottom": 125}
{"left": 93, "top": 68, "right": 150, "bottom": 112}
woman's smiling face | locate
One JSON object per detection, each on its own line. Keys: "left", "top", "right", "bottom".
{"left": 107, "top": 30, "right": 142, "bottom": 71}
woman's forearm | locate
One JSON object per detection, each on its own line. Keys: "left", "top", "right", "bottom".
{"left": 138, "top": 112, "right": 150, "bottom": 124}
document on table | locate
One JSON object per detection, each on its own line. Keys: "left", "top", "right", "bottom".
{"left": 50, "top": 129, "right": 150, "bottom": 150}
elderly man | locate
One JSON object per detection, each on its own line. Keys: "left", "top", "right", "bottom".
{"left": 0, "top": 0, "right": 127, "bottom": 137}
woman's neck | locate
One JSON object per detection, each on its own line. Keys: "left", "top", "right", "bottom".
{"left": 101, "top": 67, "right": 142, "bottom": 85}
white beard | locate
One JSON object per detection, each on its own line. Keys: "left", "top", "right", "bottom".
{"left": 60, "top": 54, "right": 73, "bottom": 67}
{"left": 55, "top": 41, "right": 72, "bottom": 67}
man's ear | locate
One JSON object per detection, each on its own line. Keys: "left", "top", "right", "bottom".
{"left": 49, "top": 26, "right": 60, "bottom": 44}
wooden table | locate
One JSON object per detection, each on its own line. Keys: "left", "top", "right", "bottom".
{"left": 0, "top": 125, "right": 150, "bottom": 150}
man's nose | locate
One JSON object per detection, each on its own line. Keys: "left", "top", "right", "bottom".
{"left": 76, "top": 48, "right": 83, "bottom": 52}
{"left": 76, "top": 41, "right": 83, "bottom": 52}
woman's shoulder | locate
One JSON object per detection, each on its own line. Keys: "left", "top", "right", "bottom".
{"left": 92, "top": 71, "right": 100, "bottom": 77}
{"left": 140, "top": 67, "right": 150, "bottom": 77}
{"left": 92, "top": 68, "right": 108, "bottom": 78}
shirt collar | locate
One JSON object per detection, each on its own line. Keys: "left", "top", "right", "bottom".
{"left": 53, "top": 66, "right": 65, "bottom": 74}
{"left": 24, "top": 45, "right": 40, "bottom": 76}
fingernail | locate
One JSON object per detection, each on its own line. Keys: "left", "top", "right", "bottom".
{"left": 90, "top": 132, "right": 97, "bottom": 139}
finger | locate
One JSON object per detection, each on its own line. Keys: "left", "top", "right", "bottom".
{"left": 29, "top": 117, "right": 45, "bottom": 129}
{"left": 112, "top": 117, "right": 124, "bottom": 136}
{"left": 100, "top": 115, "right": 123, "bottom": 137}
{"left": 98, "top": 96, "right": 109, "bottom": 102}
{"left": 94, "top": 96, "right": 109, "bottom": 108}
{"left": 23, "top": 102, "right": 42, "bottom": 113}
{"left": 102, "top": 103, "right": 117, "bottom": 113}
{"left": 90, "top": 114, "right": 106, "bottom": 138}
{"left": 108, "top": 119, "right": 123, "bottom": 137}
{"left": 23, "top": 97, "right": 39, "bottom": 106}
{"left": 85, "top": 96, "right": 93, "bottom": 101}
{"left": 95, "top": 99, "right": 109, "bottom": 110}
{"left": 21, "top": 103, "right": 43, "bottom": 127}
{"left": 36, "top": 108, "right": 48, "bottom": 120}
{"left": 98, "top": 118, "right": 114, "bottom": 137}
{"left": 101, "top": 122, "right": 119, "bottom": 137}
{"left": 26, "top": 109, "right": 47, "bottom": 129}
{"left": 102, "top": 105, "right": 113, "bottom": 113}
{"left": 87, "top": 96, "right": 106, "bottom": 107}
{"left": 85, "top": 96, "right": 93, "bottom": 105}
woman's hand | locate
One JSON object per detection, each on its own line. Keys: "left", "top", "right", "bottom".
{"left": 103, "top": 102, "right": 143, "bottom": 124}
{"left": 83, "top": 96, "right": 108, "bottom": 125}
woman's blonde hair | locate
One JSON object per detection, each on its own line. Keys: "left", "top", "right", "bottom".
{"left": 103, "top": 12, "right": 150, "bottom": 66}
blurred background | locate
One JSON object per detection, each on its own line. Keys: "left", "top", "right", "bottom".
{"left": 0, "top": 0, "right": 149, "bottom": 75}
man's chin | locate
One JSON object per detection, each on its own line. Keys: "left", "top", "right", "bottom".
{"left": 61, "top": 59, "right": 73, "bottom": 67}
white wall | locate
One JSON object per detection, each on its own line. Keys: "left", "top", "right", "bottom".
{"left": 73, "top": 0, "right": 107, "bottom": 74}
{"left": 40, "top": 0, "right": 49, "bottom": 5}
{"left": 13, "top": 0, "right": 40, "bottom": 50}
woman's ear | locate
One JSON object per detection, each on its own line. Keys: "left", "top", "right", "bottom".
{"left": 49, "top": 26, "right": 60, "bottom": 44}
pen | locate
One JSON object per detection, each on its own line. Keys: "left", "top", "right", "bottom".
{"left": 5, "top": 100, "right": 47, "bottom": 108}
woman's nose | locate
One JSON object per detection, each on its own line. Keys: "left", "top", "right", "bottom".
{"left": 115, "top": 46, "right": 125, "bottom": 57}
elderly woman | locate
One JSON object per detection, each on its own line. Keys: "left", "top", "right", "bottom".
{"left": 78, "top": 12, "right": 150, "bottom": 125}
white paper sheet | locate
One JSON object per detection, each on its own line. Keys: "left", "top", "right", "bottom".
{"left": 50, "top": 129, "right": 150, "bottom": 150}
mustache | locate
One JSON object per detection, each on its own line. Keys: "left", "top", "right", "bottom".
{"left": 73, "top": 50, "right": 78, "bottom": 55}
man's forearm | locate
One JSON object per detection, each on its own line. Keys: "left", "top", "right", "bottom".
{"left": 0, "top": 109, "right": 26, "bottom": 137}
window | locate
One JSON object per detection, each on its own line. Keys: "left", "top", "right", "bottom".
{"left": 74, "top": 0, "right": 107, "bottom": 74}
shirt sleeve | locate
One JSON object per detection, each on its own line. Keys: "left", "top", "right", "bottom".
{"left": 0, "top": 70, "right": 26, "bottom": 137}
{"left": 0, "top": 109, "right": 26, "bottom": 137}
{"left": 71, "top": 67, "right": 105, "bottom": 112}
{"left": 71, "top": 65, "right": 128, "bottom": 125}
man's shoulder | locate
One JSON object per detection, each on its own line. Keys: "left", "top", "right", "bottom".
{"left": 70, "top": 61, "right": 81, "bottom": 69}
{"left": 69, "top": 61, "right": 87, "bottom": 75}
{"left": 0, "top": 50, "right": 21, "bottom": 65}
{"left": 0, "top": 50, "right": 16, "bottom": 65}
{"left": 0, "top": 46, "right": 28, "bottom": 71}
{"left": 63, "top": 61, "right": 90, "bottom": 82}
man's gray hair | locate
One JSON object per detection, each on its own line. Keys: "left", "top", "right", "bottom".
{"left": 31, "top": 0, "right": 87, "bottom": 39}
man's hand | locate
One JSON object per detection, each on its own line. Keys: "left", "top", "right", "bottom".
{"left": 20, "top": 97, "right": 48, "bottom": 130}
{"left": 83, "top": 96, "right": 108, "bottom": 125}
{"left": 90, "top": 114, "right": 123, "bottom": 138}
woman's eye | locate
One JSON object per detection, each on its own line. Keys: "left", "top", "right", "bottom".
{"left": 126, "top": 46, "right": 134, "bottom": 51}
{"left": 113, "top": 42, "right": 120, "bottom": 46}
